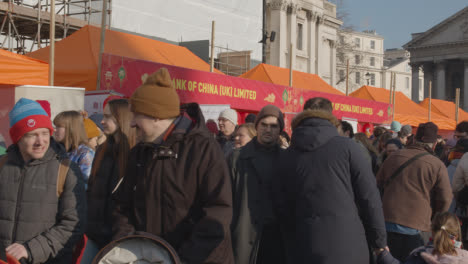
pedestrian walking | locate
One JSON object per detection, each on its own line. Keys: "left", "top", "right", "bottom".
{"left": 85, "top": 99, "right": 136, "bottom": 258}
{"left": 274, "top": 107, "right": 387, "bottom": 264}
{"left": 377, "top": 212, "right": 468, "bottom": 264}
{"left": 0, "top": 98, "right": 86, "bottom": 263}
{"left": 112, "top": 68, "right": 234, "bottom": 264}
{"left": 217, "top": 109, "right": 238, "bottom": 156}
{"left": 53, "top": 111, "right": 95, "bottom": 187}
{"left": 234, "top": 123, "right": 256, "bottom": 149}
{"left": 229, "top": 105, "right": 285, "bottom": 264}
{"left": 377, "top": 122, "right": 453, "bottom": 261}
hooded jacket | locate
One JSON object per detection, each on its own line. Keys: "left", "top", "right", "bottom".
{"left": 274, "top": 110, "right": 387, "bottom": 264}
{"left": 112, "top": 103, "right": 234, "bottom": 264}
{"left": 0, "top": 139, "right": 86, "bottom": 264}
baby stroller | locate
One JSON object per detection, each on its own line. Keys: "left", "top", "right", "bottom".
{"left": 92, "top": 232, "right": 180, "bottom": 264}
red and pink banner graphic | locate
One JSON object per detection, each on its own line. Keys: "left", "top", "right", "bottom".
{"left": 100, "top": 53, "right": 393, "bottom": 125}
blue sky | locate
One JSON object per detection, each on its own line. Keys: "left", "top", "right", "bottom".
{"left": 340, "top": 1, "right": 467, "bottom": 49}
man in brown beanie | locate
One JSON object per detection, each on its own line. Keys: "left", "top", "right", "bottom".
{"left": 377, "top": 122, "right": 452, "bottom": 261}
{"left": 229, "top": 104, "right": 285, "bottom": 264}
{"left": 112, "top": 68, "right": 234, "bottom": 264}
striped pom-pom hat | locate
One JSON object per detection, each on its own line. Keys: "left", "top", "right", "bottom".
{"left": 9, "top": 98, "right": 54, "bottom": 144}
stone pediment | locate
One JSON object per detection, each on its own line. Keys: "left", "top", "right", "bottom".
{"left": 404, "top": 6, "right": 468, "bottom": 49}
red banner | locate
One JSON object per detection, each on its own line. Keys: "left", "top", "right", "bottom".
{"left": 101, "top": 53, "right": 392, "bottom": 124}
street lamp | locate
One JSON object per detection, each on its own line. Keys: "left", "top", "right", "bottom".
{"left": 365, "top": 72, "right": 371, "bottom": 85}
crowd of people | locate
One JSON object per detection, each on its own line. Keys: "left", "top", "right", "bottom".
{"left": 1, "top": 67, "right": 468, "bottom": 264}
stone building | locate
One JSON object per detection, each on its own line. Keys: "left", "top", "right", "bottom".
{"left": 265, "top": 0, "right": 342, "bottom": 86}
{"left": 335, "top": 29, "right": 384, "bottom": 93}
{"left": 404, "top": 6, "right": 468, "bottom": 108}
{"left": 383, "top": 49, "right": 424, "bottom": 100}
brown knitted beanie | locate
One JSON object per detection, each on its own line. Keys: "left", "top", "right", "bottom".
{"left": 255, "top": 104, "right": 284, "bottom": 131}
{"left": 130, "top": 68, "right": 180, "bottom": 119}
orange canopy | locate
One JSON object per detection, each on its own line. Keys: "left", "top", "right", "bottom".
{"left": 27, "top": 25, "right": 220, "bottom": 91}
{"left": 419, "top": 98, "right": 468, "bottom": 123}
{"left": 0, "top": 49, "right": 48, "bottom": 86}
{"left": 240, "top": 63, "right": 344, "bottom": 95}
{"left": 350, "top": 85, "right": 455, "bottom": 130}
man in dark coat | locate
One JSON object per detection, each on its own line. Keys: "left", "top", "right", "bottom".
{"left": 377, "top": 122, "right": 452, "bottom": 261}
{"left": 229, "top": 105, "right": 285, "bottom": 264}
{"left": 274, "top": 108, "right": 387, "bottom": 264}
{"left": 0, "top": 98, "right": 86, "bottom": 264}
{"left": 112, "top": 68, "right": 234, "bottom": 264}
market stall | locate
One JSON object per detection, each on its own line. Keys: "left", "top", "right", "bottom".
{"left": 27, "top": 25, "right": 221, "bottom": 92}
{"left": 419, "top": 98, "right": 468, "bottom": 123}
{"left": 100, "top": 54, "right": 391, "bottom": 134}
{"left": 350, "top": 85, "right": 456, "bottom": 131}
{"left": 0, "top": 50, "right": 85, "bottom": 146}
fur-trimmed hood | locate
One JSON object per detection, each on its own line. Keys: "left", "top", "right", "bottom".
{"left": 291, "top": 110, "right": 340, "bottom": 152}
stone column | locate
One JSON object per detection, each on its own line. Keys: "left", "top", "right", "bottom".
{"left": 329, "top": 40, "right": 336, "bottom": 86}
{"left": 267, "top": 1, "right": 288, "bottom": 67}
{"left": 464, "top": 60, "right": 468, "bottom": 111}
{"left": 287, "top": 3, "right": 298, "bottom": 70}
{"left": 306, "top": 10, "right": 317, "bottom": 73}
{"left": 411, "top": 63, "right": 420, "bottom": 102}
{"left": 423, "top": 62, "right": 434, "bottom": 99}
{"left": 315, "top": 15, "right": 324, "bottom": 75}
{"left": 435, "top": 61, "right": 447, "bottom": 100}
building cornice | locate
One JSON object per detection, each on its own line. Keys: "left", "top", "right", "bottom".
{"left": 406, "top": 40, "right": 468, "bottom": 51}
{"left": 338, "top": 29, "right": 384, "bottom": 39}
{"left": 404, "top": 6, "right": 468, "bottom": 49}
{"left": 266, "top": 0, "right": 288, "bottom": 11}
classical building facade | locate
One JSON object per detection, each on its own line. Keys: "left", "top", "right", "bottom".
{"left": 383, "top": 49, "right": 424, "bottom": 101}
{"left": 265, "top": 0, "right": 342, "bottom": 86}
{"left": 404, "top": 6, "right": 468, "bottom": 108}
{"left": 335, "top": 30, "right": 384, "bottom": 93}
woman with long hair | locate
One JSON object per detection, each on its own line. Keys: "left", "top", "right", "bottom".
{"left": 85, "top": 99, "right": 136, "bottom": 253}
{"left": 378, "top": 212, "right": 468, "bottom": 263}
{"left": 54, "top": 110, "right": 95, "bottom": 185}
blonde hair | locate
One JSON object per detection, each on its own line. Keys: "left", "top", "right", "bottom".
{"left": 238, "top": 123, "right": 257, "bottom": 138}
{"left": 53, "top": 110, "right": 88, "bottom": 152}
{"left": 432, "top": 212, "right": 462, "bottom": 256}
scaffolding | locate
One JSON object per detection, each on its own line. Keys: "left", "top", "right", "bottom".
{"left": 0, "top": 0, "right": 104, "bottom": 54}
{"left": 214, "top": 45, "right": 252, "bottom": 77}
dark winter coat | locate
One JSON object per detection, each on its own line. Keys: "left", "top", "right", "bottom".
{"left": 217, "top": 132, "right": 236, "bottom": 156}
{"left": 0, "top": 139, "right": 86, "bottom": 264}
{"left": 112, "top": 103, "right": 234, "bottom": 264}
{"left": 229, "top": 139, "right": 284, "bottom": 264}
{"left": 274, "top": 110, "right": 387, "bottom": 264}
{"left": 86, "top": 136, "right": 121, "bottom": 249}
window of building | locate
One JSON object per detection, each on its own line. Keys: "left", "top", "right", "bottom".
{"left": 370, "top": 57, "right": 375, "bottom": 67}
{"left": 297, "top": 23, "right": 303, "bottom": 50}
{"left": 339, "top": 69, "right": 345, "bottom": 80}
{"left": 406, "top": 77, "right": 410, "bottom": 90}
{"left": 355, "top": 72, "right": 361, "bottom": 84}
{"left": 355, "top": 38, "right": 361, "bottom": 48}
{"left": 370, "top": 40, "right": 375, "bottom": 50}
{"left": 370, "top": 73, "right": 376, "bottom": 85}
{"left": 340, "top": 35, "right": 345, "bottom": 44}
{"left": 355, "top": 55, "right": 361, "bottom": 65}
